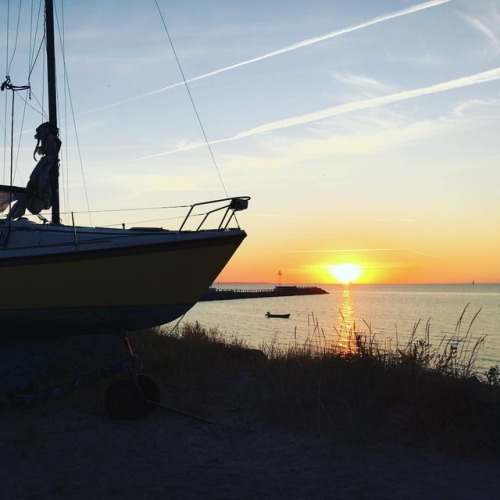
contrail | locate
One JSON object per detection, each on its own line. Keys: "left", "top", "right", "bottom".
{"left": 289, "top": 248, "right": 444, "bottom": 259}
{"left": 137, "top": 67, "right": 500, "bottom": 160}
{"left": 81, "top": 0, "right": 452, "bottom": 116}
{"left": 287, "top": 248, "right": 410, "bottom": 253}
{"left": 414, "top": 251, "right": 444, "bottom": 259}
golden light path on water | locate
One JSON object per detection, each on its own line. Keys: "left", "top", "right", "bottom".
{"left": 336, "top": 288, "right": 357, "bottom": 354}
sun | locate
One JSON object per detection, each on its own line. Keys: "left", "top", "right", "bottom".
{"left": 329, "top": 263, "right": 362, "bottom": 284}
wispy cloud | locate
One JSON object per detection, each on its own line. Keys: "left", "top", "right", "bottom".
{"left": 136, "top": 67, "right": 500, "bottom": 160}
{"left": 451, "top": 98, "right": 493, "bottom": 117}
{"left": 287, "top": 248, "right": 410, "bottom": 253}
{"left": 414, "top": 251, "right": 444, "bottom": 259}
{"left": 459, "top": 13, "right": 500, "bottom": 48}
{"left": 288, "top": 248, "right": 444, "bottom": 260}
{"left": 370, "top": 219, "right": 419, "bottom": 223}
{"left": 332, "top": 73, "right": 392, "bottom": 93}
{"left": 81, "top": 0, "right": 452, "bottom": 116}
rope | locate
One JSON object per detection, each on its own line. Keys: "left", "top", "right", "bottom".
{"left": 9, "top": 90, "right": 15, "bottom": 189}
{"left": 2, "top": 0, "right": 41, "bottom": 188}
{"left": 153, "top": 0, "right": 229, "bottom": 198}
{"left": 0, "top": 76, "right": 20, "bottom": 236}
{"left": 1, "top": 77, "right": 31, "bottom": 190}
{"left": 1, "top": 76, "right": 30, "bottom": 93}
{"left": 165, "top": 313, "right": 186, "bottom": 336}
{"left": 2, "top": 0, "right": 11, "bottom": 186}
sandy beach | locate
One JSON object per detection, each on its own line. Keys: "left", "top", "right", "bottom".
{"left": 1, "top": 386, "right": 500, "bottom": 500}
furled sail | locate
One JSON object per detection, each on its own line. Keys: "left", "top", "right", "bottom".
{"left": 7, "top": 122, "right": 61, "bottom": 219}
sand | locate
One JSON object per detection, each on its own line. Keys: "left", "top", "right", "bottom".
{"left": 1, "top": 334, "right": 499, "bottom": 499}
{"left": 1, "top": 391, "right": 500, "bottom": 500}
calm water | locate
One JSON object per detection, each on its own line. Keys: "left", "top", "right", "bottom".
{"left": 177, "top": 283, "right": 500, "bottom": 372}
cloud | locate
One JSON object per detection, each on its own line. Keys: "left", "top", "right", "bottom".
{"left": 459, "top": 13, "right": 500, "bottom": 48}
{"left": 288, "top": 248, "right": 410, "bottom": 253}
{"left": 369, "top": 219, "right": 419, "bottom": 223}
{"left": 414, "top": 251, "right": 444, "bottom": 259}
{"left": 136, "top": 67, "right": 500, "bottom": 160}
{"left": 451, "top": 98, "right": 493, "bottom": 117}
{"left": 332, "top": 73, "right": 392, "bottom": 93}
{"left": 289, "top": 248, "right": 444, "bottom": 260}
{"left": 81, "top": 0, "right": 452, "bottom": 116}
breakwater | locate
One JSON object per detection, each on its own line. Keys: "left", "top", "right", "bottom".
{"left": 200, "top": 285, "right": 329, "bottom": 301}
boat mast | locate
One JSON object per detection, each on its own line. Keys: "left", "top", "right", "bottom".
{"left": 45, "top": 0, "right": 60, "bottom": 224}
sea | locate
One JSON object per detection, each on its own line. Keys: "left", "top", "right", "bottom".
{"left": 178, "top": 283, "right": 500, "bottom": 373}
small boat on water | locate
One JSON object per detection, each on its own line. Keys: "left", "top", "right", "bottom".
{"left": 265, "top": 312, "right": 290, "bottom": 319}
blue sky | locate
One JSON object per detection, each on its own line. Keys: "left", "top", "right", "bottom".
{"left": 2, "top": 0, "right": 500, "bottom": 283}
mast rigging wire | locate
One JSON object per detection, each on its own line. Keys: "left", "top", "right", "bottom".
{"left": 6, "top": 0, "right": 24, "bottom": 75}
{"left": 153, "top": 0, "right": 229, "bottom": 198}
{"left": 3, "top": 1, "right": 91, "bottom": 224}
{"left": 54, "top": 0, "right": 93, "bottom": 225}
{"left": 1, "top": 77, "right": 31, "bottom": 184}
{"left": 2, "top": 0, "right": 44, "bottom": 187}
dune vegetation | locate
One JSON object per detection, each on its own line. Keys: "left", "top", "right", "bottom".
{"left": 127, "top": 314, "right": 500, "bottom": 458}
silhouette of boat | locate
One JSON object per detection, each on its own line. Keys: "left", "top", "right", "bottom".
{"left": 265, "top": 312, "right": 291, "bottom": 319}
{"left": 0, "top": 0, "right": 249, "bottom": 339}
{"left": 1, "top": 0, "right": 250, "bottom": 420}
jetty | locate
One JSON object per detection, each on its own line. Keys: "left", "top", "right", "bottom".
{"left": 200, "top": 285, "right": 329, "bottom": 301}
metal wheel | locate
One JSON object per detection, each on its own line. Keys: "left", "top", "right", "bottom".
{"left": 136, "top": 374, "right": 161, "bottom": 413}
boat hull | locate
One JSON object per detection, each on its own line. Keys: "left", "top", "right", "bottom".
{"left": 0, "top": 229, "right": 246, "bottom": 338}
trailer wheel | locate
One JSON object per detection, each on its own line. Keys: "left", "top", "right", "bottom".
{"left": 136, "top": 374, "right": 160, "bottom": 413}
{"left": 104, "top": 379, "right": 146, "bottom": 420}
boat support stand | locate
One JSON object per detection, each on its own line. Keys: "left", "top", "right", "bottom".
{"left": 106, "top": 334, "right": 213, "bottom": 423}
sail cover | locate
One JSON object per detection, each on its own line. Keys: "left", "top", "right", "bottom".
{"left": 3, "top": 122, "right": 60, "bottom": 219}
{"left": 0, "top": 185, "right": 25, "bottom": 213}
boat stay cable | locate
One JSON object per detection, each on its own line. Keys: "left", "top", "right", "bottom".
{"left": 6, "top": 0, "right": 23, "bottom": 75}
{"left": 53, "top": 1, "right": 93, "bottom": 226}
{"left": 2, "top": 2, "right": 241, "bottom": 229}
{"left": 2, "top": 0, "right": 43, "bottom": 188}
{"left": 153, "top": 0, "right": 229, "bottom": 198}
{"left": 1, "top": 78, "right": 30, "bottom": 187}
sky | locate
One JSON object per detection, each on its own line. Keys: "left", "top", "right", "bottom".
{"left": 2, "top": 0, "right": 500, "bottom": 284}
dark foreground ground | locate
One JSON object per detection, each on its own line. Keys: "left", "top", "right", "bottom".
{"left": 1, "top": 387, "right": 500, "bottom": 500}
{"left": 2, "top": 331, "right": 500, "bottom": 499}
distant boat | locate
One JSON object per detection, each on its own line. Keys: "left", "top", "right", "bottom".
{"left": 265, "top": 312, "right": 290, "bottom": 319}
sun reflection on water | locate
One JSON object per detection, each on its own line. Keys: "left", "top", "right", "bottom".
{"left": 336, "top": 286, "right": 358, "bottom": 354}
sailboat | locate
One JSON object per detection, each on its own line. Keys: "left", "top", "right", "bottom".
{"left": 0, "top": 0, "right": 249, "bottom": 339}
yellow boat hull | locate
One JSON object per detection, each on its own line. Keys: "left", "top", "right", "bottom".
{"left": 0, "top": 231, "right": 245, "bottom": 337}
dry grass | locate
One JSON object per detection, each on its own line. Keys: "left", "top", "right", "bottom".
{"left": 127, "top": 317, "right": 500, "bottom": 457}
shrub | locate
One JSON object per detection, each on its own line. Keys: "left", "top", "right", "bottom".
{"left": 128, "top": 319, "right": 500, "bottom": 457}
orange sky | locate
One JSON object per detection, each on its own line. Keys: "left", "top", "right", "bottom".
{"left": 217, "top": 222, "right": 500, "bottom": 284}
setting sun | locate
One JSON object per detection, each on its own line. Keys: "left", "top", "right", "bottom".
{"left": 329, "top": 263, "right": 363, "bottom": 284}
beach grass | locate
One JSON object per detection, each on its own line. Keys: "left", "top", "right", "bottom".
{"left": 127, "top": 318, "right": 500, "bottom": 457}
